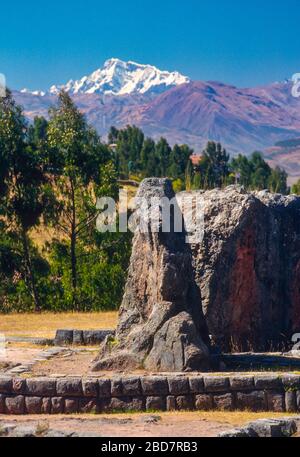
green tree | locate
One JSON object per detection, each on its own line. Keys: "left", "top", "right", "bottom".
{"left": 172, "top": 178, "right": 184, "bottom": 193}
{"left": 140, "top": 137, "right": 157, "bottom": 176}
{"left": 168, "top": 144, "right": 192, "bottom": 180}
{"left": 0, "top": 90, "right": 53, "bottom": 311}
{"left": 192, "top": 172, "right": 201, "bottom": 190}
{"left": 108, "top": 126, "right": 119, "bottom": 144}
{"left": 156, "top": 138, "right": 171, "bottom": 176}
{"left": 47, "top": 91, "right": 118, "bottom": 308}
{"left": 291, "top": 179, "right": 300, "bottom": 195}
{"left": 115, "top": 125, "right": 144, "bottom": 177}
{"left": 185, "top": 158, "right": 192, "bottom": 191}
{"left": 268, "top": 166, "right": 288, "bottom": 194}
{"left": 202, "top": 141, "right": 229, "bottom": 188}
{"left": 28, "top": 116, "right": 48, "bottom": 144}
{"left": 230, "top": 154, "right": 253, "bottom": 188}
{"left": 250, "top": 152, "right": 271, "bottom": 190}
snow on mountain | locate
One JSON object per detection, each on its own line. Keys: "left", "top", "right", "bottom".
{"left": 16, "top": 68, "right": 300, "bottom": 181}
{"left": 48, "top": 58, "right": 190, "bottom": 96}
{"left": 20, "top": 88, "right": 46, "bottom": 97}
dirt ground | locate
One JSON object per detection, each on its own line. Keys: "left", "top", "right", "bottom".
{"left": 0, "top": 343, "right": 43, "bottom": 372}
{"left": 1, "top": 342, "right": 300, "bottom": 437}
{"left": 0, "top": 411, "right": 295, "bottom": 437}
{"left": 31, "top": 348, "right": 100, "bottom": 376}
{"left": 2, "top": 343, "right": 300, "bottom": 377}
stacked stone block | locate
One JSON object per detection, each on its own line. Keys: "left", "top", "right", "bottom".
{"left": 0, "top": 374, "right": 299, "bottom": 415}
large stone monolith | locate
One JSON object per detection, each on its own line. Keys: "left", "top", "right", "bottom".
{"left": 190, "top": 186, "right": 300, "bottom": 351}
{"left": 92, "top": 178, "right": 211, "bottom": 372}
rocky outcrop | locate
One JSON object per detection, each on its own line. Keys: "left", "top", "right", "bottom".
{"left": 190, "top": 186, "right": 300, "bottom": 351}
{"left": 93, "top": 181, "right": 300, "bottom": 370}
{"left": 219, "top": 418, "right": 298, "bottom": 438}
{"left": 92, "top": 178, "right": 211, "bottom": 372}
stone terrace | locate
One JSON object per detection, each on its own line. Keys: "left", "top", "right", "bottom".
{"left": 1, "top": 373, "right": 300, "bottom": 415}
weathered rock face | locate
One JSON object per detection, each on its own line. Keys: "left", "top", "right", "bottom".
{"left": 93, "top": 180, "right": 300, "bottom": 370}
{"left": 190, "top": 186, "right": 300, "bottom": 351}
{"left": 92, "top": 178, "right": 211, "bottom": 372}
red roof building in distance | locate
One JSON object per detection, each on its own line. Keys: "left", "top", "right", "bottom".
{"left": 190, "top": 154, "right": 204, "bottom": 166}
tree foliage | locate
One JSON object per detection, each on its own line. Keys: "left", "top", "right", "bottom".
{"left": 0, "top": 91, "right": 129, "bottom": 312}
{"left": 291, "top": 179, "right": 300, "bottom": 195}
{"left": 192, "top": 147, "right": 288, "bottom": 194}
{"left": 109, "top": 125, "right": 193, "bottom": 183}
{"left": 0, "top": 92, "right": 292, "bottom": 313}
{"left": 0, "top": 91, "right": 53, "bottom": 310}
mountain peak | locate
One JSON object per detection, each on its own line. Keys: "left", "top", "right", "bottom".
{"left": 48, "top": 58, "right": 190, "bottom": 96}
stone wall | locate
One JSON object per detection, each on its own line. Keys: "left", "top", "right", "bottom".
{"left": 54, "top": 329, "right": 114, "bottom": 346}
{"left": 1, "top": 373, "right": 300, "bottom": 415}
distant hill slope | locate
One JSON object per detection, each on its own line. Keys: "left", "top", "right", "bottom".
{"left": 13, "top": 63, "right": 300, "bottom": 180}
{"left": 275, "top": 138, "right": 300, "bottom": 148}
{"left": 265, "top": 139, "right": 300, "bottom": 185}
{"left": 128, "top": 80, "right": 300, "bottom": 153}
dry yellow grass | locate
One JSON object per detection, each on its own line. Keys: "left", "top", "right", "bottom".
{"left": 162, "top": 410, "right": 296, "bottom": 426}
{"left": 0, "top": 411, "right": 294, "bottom": 426}
{"left": 35, "top": 410, "right": 295, "bottom": 424}
{"left": 30, "top": 225, "right": 65, "bottom": 251}
{"left": 30, "top": 183, "right": 138, "bottom": 253}
{"left": 0, "top": 311, "right": 118, "bottom": 338}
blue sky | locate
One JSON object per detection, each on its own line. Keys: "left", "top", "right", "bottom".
{"left": 1, "top": 0, "right": 300, "bottom": 90}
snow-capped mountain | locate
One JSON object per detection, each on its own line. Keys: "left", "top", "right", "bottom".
{"left": 15, "top": 66, "right": 300, "bottom": 183}
{"left": 48, "top": 58, "right": 190, "bottom": 96}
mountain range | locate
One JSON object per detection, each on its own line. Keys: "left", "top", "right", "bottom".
{"left": 14, "top": 58, "right": 300, "bottom": 182}
{"left": 21, "top": 58, "right": 190, "bottom": 97}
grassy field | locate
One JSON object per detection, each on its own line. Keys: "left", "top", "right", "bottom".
{"left": 0, "top": 311, "right": 118, "bottom": 338}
